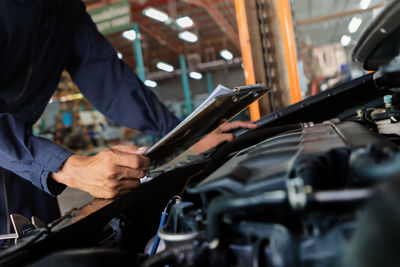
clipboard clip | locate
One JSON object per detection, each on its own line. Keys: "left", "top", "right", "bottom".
{"left": 233, "top": 83, "right": 265, "bottom": 92}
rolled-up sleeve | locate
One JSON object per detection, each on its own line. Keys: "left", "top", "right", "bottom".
{"left": 0, "top": 113, "right": 73, "bottom": 195}
{"left": 66, "top": 2, "right": 181, "bottom": 138}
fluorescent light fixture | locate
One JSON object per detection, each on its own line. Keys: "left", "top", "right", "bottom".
{"left": 156, "top": 62, "right": 174, "bottom": 72}
{"left": 189, "top": 71, "right": 202, "bottom": 80}
{"left": 144, "top": 80, "right": 158, "bottom": 88}
{"left": 360, "top": 0, "right": 371, "bottom": 10}
{"left": 122, "top": 30, "right": 136, "bottom": 41}
{"left": 117, "top": 52, "right": 123, "bottom": 59}
{"left": 341, "top": 35, "right": 351, "bottom": 46}
{"left": 176, "top": 16, "right": 194, "bottom": 28}
{"left": 220, "top": 49, "right": 233, "bottom": 60}
{"left": 143, "top": 7, "right": 169, "bottom": 22}
{"left": 348, "top": 17, "right": 362, "bottom": 33}
{"left": 178, "top": 31, "right": 198, "bottom": 43}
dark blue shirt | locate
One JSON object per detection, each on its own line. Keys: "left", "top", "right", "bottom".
{"left": 0, "top": 0, "right": 181, "bottom": 234}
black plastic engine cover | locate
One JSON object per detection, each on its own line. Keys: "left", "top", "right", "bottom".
{"left": 191, "top": 121, "right": 390, "bottom": 195}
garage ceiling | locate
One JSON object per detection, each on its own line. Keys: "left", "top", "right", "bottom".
{"left": 85, "top": 0, "right": 389, "bottom": 76}
{"left": 86, "top": 0, "right": 240, "bottom": 75}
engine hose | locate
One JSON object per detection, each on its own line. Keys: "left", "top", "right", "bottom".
{"left": 205, "top": 124, "right": 303, "bottom": 174}
{"left": 350, "top": 147, "right": 400, "bottom": 183}
{"left": 141, "top": 240, "right": 195, "bottom": 267}
{"left": 206, "top": 190, "right": 287, "bottom": 242}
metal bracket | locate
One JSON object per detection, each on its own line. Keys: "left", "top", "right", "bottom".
{"left": 0, "top": 214, "right": 46, "bottom": 243}
{"left": 287, "top": 178, "right": 307, "bottom": 210}
{"left": 301, "top": 122, "right": 315, "bottom": 128}
{"left": 31, "top": 216, "right": 46, "bottom": 229}
{"left": 11, "top": 214, "right": 32, "bottom": 238}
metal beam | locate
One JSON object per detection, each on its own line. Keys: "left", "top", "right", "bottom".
{"left": 133, "top": 23, "right": 146, "bottom": 81}
{"left": 183, "top": 0, "right": 240, "bottom": 49}
{"left": 138, "top": 22, "right": 183, "bottom": 54}
{"left": 296, "top": 4, "right": 384, "bottom": 26}
{"left": 278, "top": 0, "right": 302, "bottom": 104}
{"left": 206, "top": 73, "right": 213, "bottom": 94}
{"left": 131, "top": 0, "right": 169, "bottom": 12}
{"left": 179, "top": 54, "right": 193, "bottom": 114}
{"left": 235, "top": 0, "right": 261, "bottom": 120}
{"left": 146, "top": 59, "right": 242, "bottom": 81}
{"left": 131, "top": 0, "right": 232, "bottom": 12}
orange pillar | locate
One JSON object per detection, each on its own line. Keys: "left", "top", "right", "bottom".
{"left": 235, "top": 0, "right": 261, "bottom": 121}
{"left": 277, "top": 0, "right": 302, "bottom": 103}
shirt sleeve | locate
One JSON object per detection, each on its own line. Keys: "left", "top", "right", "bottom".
{"left": 65, "top": 1, "right": 181, "bottom": 138}
{"left": 0, "top": 113, "right": 73, "bottom": 195}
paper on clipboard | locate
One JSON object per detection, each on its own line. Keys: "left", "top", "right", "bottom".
{"left": 145, "top": 83, "right": 270, "bottom": 169}
{"left": 178, "top": 85, "right": 233, "bottom": 126}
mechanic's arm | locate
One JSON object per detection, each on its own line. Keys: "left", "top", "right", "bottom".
{"left": 0, "top": 113, "right": 72, "bottom": 195}
{"left": 0, "top": 112, "right": 145, "bottom": 199}
{"left": 51, "top": 145, "right": 149, "bottom": 198}
{"left": 51, "top": 121, "right": 257, "bottom": 199}
{"left": 65, "top": 1, "right": 180, "bottom": 138}
{"left": 55, "top": 2, "right": 182, "bottom": 198}
{"left": 190, "top": 120, "right": 257, "bottom": 154}
{"left": 52, "top": 2, "right": 255, "bottom": 199}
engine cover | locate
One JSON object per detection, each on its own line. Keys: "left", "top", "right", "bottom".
{"left": 192, "top": 121, "right": 388, "bottom": 195}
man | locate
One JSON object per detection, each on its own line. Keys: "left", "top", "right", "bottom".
{"left": 0, "top": 0, "right": 256, "bottom": 238}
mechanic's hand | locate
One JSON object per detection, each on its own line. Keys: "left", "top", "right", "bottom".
{"left": 51, "top": 145, "right": 149, "bottom": 199}
{"left": 189, "top": 121, "right": 257, "bottom": 154}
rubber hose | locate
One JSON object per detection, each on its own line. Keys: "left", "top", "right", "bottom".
{"left": 206, "top": 191, "right": 287, "bottom": 241}
{"left": 350, "top": 149, "right": 400, "bottom": 183}
{"left": 141, "top": 240, "right": 195, "bottom": 267}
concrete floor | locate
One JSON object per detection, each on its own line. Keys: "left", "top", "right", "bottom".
{"left": 57, "top": 187, "right": 94, "bottom": 215}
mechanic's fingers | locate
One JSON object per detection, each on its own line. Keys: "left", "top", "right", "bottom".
{"left": 220, "top": 121, "right": 257, "bottom": 132}
{"left": 112, "top": 145, "right": 149, "bottom": 155}
{"left": 117, "top": 166, "right": 146, "bottom": 179}
{"left": 218, "top": 133, "right": 235, "bottom": 143}
{"left": 111, "top": 149, "right": 150, "bottom": 170}
{"left": 119, "top": 178, "right": 141, "bottom": 189}
{"left": 135, "top": 146, "right": 149, "bottom": 155}
{"left": 100, "top": 178, "right": 140, "bottom": 199}
{"left": 117, "top": 179, "right": 141, "bottom": 195}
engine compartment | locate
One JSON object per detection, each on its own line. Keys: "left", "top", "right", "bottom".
{"left": 2, "top": 116, "right": 400, "bottom": 267}
{"left": 136, "top": 120, "right": 394, "bottom": 267}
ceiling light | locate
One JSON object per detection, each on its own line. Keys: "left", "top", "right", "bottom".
{"left": 143, "top": 7, "right": 169, "bottom": 23}
{"left": 348, "top": 17, "right": 362, "bottom": 33}
{"left": 122, "top": 30, "right": 136, "bottom": 41}
{"left": 117, "top": 52, "right": 123, "bottom": 59}
{"left": 220, "top": 49, "right": 233, "bottom": 60}
{"left": 176, "top": 16, "right": 194, "bottom": 28}
{"left": 178, "top": 31, "right": 198, "bottom": 43}
{"left": 144, "top": 80, "right": 158, "bottom": 88}
{"left": 341, "top": 35, "right": 351, "bottom": 46}
{"left": 189, "top": 71, "right": 202, "bottom": 80}
{"left": 156, "top": 62, "right": 174, "bottom": 72}
{"left": 360, "top": 0, "right": 371, "bottom": 10}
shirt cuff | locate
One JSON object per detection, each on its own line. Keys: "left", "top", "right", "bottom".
{"left": 30, "top": 148, "right": 74, "bottom": 196}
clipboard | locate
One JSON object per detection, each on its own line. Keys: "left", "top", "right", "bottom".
{"left": 145, "top": 84, "right": 272, "bottom": 169}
